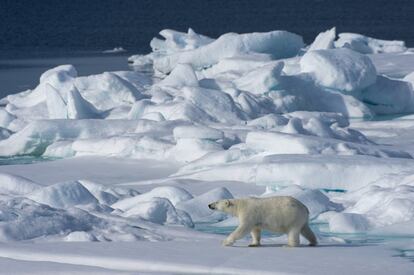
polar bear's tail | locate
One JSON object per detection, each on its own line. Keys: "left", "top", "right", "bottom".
{"left": 301, "top": 223, "right": 317, "bottom": 246}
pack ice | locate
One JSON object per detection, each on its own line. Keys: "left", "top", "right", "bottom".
{"left": 1, "top": 26, "right": 414, "bottom": 245}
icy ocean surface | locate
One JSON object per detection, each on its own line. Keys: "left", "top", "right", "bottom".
{"left": 1, "top": 26, "right": 414, "bottom": 274}
{"left": 2, "top": 0, "right": 414, "bottom": 53}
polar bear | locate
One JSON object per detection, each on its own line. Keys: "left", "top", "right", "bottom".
{"left": 208, "top": 196, "right": 317, "bottom": 247}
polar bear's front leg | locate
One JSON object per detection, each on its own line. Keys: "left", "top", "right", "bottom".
{"left": 222, "top": 224, "right": 251, "bottom": 246}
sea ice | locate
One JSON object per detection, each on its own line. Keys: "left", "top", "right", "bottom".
{"left": 233, "top": 62, "right": 284, "bottom": 94}
{"left": 153, "top": 30, "right": 304, "bottom": 74}
{"left": 361, "top": 75, "right": 414, "bottom": 114}
{"left": 102, "top": 47, "right": 127, "bottom": 54}
{"left": 307, "top": 27, "right": 336, "bottom": 52}
{"left": 263, "top": 185, "right": 343, "bottom": 218}
{"left": 74, "top": 72, "right": 144, "bottom": 110}
{"left": 0, "top": 198, "right": 103, "bottom": 242}
{"left": 335, "top": 33, "right": 407, "bottom": 54}
{"left": 300, "top": 48, "right": 377, "bottom": 92}
{"left": 0, "top": 173, "right": 41, "bottom": 196}
{"left": 117, "top": 197, "right": 194, "bottom": 227}
{"left": 176, "top": 187, "right": 234, "bottom": 222}
{"left": 112, "top": 186, "right": 193, "bottom": 209}
{"left": 0, "top": 109, "right": 16, "bottom": 129}
{"left": 343, "top": 185, "right": 414, "bottom": 228}
{"left": 1, "top": 28, "right": 414, "bottom": 272}
{"left": 151, "top": 28, "right": 214, "bottom": 54}
{"left": 27, "top": 181, "right": 99, "bottom": 209}
{"left": 328, "top": 212, "right": 370, "bottom": 233}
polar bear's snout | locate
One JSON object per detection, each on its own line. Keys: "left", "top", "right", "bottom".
{"left": 209, "top": 200, "right": 233, "bottom": 212}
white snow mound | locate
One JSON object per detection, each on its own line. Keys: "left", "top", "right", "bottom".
{"left": 27, "top": 181, "right": 99, "bottom": 209}
{"left": 300, "top": 48, "right": 377, "bottom": 92}
{"left": 176, "top": 187, "right": 233, "bottom": 222}
{"left": 0, "top": 173, "right": 41, "bottom": 196}
{"left": 117, "top": 197, "right": 193, "bottom": 227}
{"left": 113, "top": 186, "right": 193, "bottom": 210}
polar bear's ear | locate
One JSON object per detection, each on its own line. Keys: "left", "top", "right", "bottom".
{"left": 225, "top": 200, "right": 233, "bottom": 206}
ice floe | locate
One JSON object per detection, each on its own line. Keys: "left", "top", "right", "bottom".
{"left": 102, "top": 47, "right": 127, "bottom": 54}
{"left": 300, "top": 48, "right": 377, "bottom": 92}
{"left": 335, "top": 33, "right": 407, "bottom": 54}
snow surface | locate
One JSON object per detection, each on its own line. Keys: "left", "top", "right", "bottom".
{"left": 1, "top": 27, "right": 414, "bottom": 273}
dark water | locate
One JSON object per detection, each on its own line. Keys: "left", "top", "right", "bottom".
{"left": 0, "top": 156, "right": 58, "bottom": 166}
{"left": 1, "top": 0, "right": 414, "bottom": 58}
{"left": 1, "top": 0, "right": 414, "bottom": 97}
{"left": 0, "top": 54, "right": 131, "bottom": 97}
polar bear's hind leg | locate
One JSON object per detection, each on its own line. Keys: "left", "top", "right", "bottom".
{"left": 287, "top": 229, "right": 301, "bottom": 247}
{"left": 248, "top": 226, "right": 261, "bottom": 247}
{"left": 301, "top": 223, "right": 317, "bottom": 246}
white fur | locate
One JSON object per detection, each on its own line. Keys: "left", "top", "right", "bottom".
{"left": 209, "top": 196, "right": 317, "bottom": 247}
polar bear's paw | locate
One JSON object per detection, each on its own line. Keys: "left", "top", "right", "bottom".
{"left": 222, "top": 239, "right": 234, "bottom": 246}
{"left": 283, "top": 244, "right": 300, "bottom": 248}
{"left": 248, "top": 243, "right": 261, "bottom": 247}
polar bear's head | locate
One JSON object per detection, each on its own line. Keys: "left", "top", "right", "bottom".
{"left": 208, "top": 199, "right": 235, "bottom": 214}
